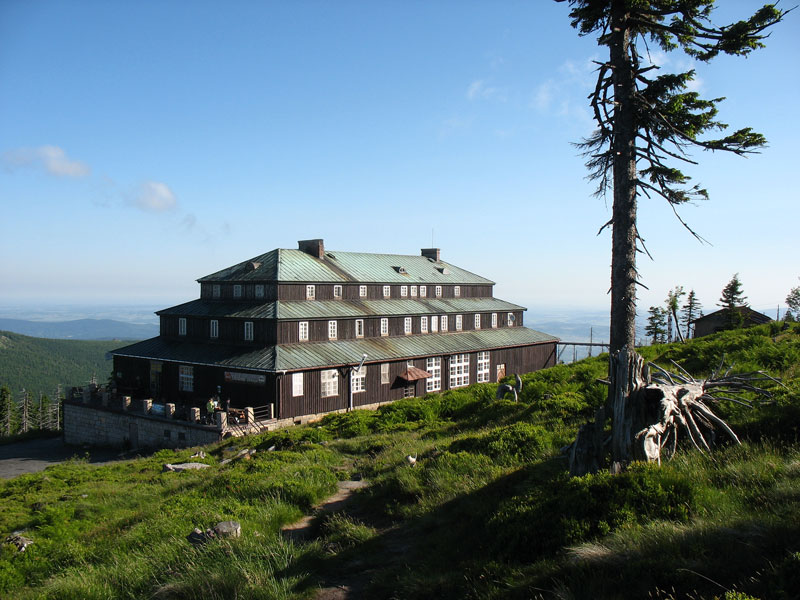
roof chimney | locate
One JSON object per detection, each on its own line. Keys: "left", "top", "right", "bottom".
{"left": 298, "top": 239, "right": 325, "bottom": 259}
{"left": 421, "top": 248, "right": 440, "bottom": 262}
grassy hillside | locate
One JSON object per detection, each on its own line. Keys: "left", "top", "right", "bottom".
{"left": 0, "top": 331, "right": 123, "bottom": 395}
{"left": 1, "top": 323, "right": 798, "bottom": 599}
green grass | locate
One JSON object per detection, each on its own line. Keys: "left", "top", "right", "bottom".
{"left": 1, "top": 323, "right": 799, "bottom": 599}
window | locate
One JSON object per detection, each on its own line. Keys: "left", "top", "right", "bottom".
{"left": 355, "top": 319, "right": 364, "bottom": 338}
{"left": 299, "top": 321, "right": 309, "bottom": 341}
{"left": 411, "top": 286, "right": 417, "bottom": 297}
{"left": 450, "top": 354, "right": 469, "bottom": 388}
{"left": 381, "top": 363, "right": 390, "bottom": 384}
{"left": 383, "top": 285, "right": 391, "bottom": 298}
{"left": 474, "top": 314, "right": 481, "bottom": 330}
{"left": 441, "top": 315, "right": 448, "bottom": 332}
{"left": 333, "top": 285, "right": 342, "bottom": 298}
{"left": 455, "top": 314, "right": 463, "bottom": 331}
{"left": 244, "top": 321, "right": 254, "bottom": 341}
{"left": 420, "top": 286, "right": 426, "bottom": 297}
{"left": 404, "top": 317, "right": 412, "bottom": 335}
{"left": 233, "top": 284, "right": 242, "bottom": 298}
{"left": 359, "top": 285, "right": 367, "bottom": 298}
{"left": 328, "top": 320, "right": 337, "bottom": 340}
{"left": 306, "top": 285, "right": 315, "bottom": 300}
{"left": 420, "top": 316, "right": 428, "bottom": 333}
{"left": 321, "top": 369, "right": 338, "bottom": 397}
{"left": 380, "top": 318, "right": 389, "bottom": 336}
{"left": 491, "top": 312, "right": 498, "bottom": 328}
{"left": 179, "top": 365, "right": 193, "bottom": 392}
{"left": 178, "top": 317, "right": 187, "bottom": 336}
{"left": 454, "top": 286, "right": 461, "bottom": 297}
{"left": 212, "top": 284, "right": 220, "bottom": 299}
{"left": 431, "top": 315, "right": 438, "bottom": 333}
{"left": 351, "top": 365, "right": 366, "bottom": 393}
{"left": 426, "top": 357, "right": 441, "bottom": 392}
{"left": 477, "top": 351, "right": 490, "bottom": 383}
{"left": 507, "top": 312, "right": 515, "bottom": 326}
{"left": 292, "top": 373, "right": 303, "bottom": 397}
{"left": 435, "top": 285, "right": 442, "bottom": 297}
{"left": 255, "top": 284, "right": 264, "bottom": 299}
{"left": 210, "top": 319, "right": 219, "bottom": 339}
{"left": 400, "top": 285, "right": 408, "bottom": 297}
{"left": 404, "top": 385, "right": 415, "bottom": 398}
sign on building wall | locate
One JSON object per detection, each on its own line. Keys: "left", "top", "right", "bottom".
{"left": 224, "top": 371, "right": 266, "bottom": 385}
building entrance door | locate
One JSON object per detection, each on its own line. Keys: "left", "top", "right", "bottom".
{"left": 496, "top": 364, "right": 506, "bottom": 382}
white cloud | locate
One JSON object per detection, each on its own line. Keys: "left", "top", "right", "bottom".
{"left": 3, "top": 145, "right": 90, "bottom": 177}
{"left": 132, "top": 181, "right": 177, "bottom": 213}
{"left": 466, "top": 79, "right": 505, "bottom": 101}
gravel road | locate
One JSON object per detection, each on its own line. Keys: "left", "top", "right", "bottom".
{"left": 0, "top": 437, "right": 127, "bottom": 479}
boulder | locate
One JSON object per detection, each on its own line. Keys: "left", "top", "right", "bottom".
{"left": 214, "top": 521, "right": 241, "bottom": 538}
{"left": 163, "top": 462, "right": 211, "bottom": 473}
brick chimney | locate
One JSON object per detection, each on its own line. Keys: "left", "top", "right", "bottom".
{"left": 298, "top": 239, "right": 325, "bottom": 259}
{"left": 421, "top": 248, "right": 440, "bottom": 262}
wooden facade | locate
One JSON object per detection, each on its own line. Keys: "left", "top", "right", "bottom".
{"left": 112, "top": 240, "right": 558, "bottom": 421}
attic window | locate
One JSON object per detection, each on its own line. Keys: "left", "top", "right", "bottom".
{"left": 248, "top": 261, "right": 261, "bottom": 271}
{"left": 393, "top": 266, "right": 408, "bottom": 274}
{"left": 436, "top": 267, "right": 450, "bottom": 275}
{"left": 327, "top": 253, "right": 337, "bottom": 260}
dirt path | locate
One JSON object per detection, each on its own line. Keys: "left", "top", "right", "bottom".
{"left": 281, "top": 479, "right": 369, "bottom": 542}
{"left": 0, "top": 437, "right": 127, "bottom": 479}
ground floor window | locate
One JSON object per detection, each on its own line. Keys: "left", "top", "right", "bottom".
{"left": 477, "top": 351, "right": 490, "bottom": 383}
{"left": 404, "top": 384, "right": 415, "bottom": 398}
{"left": 292, "top": 372, "right": 303, "bottom": 397}
{"left": 449, "top": 354, "right": 469, "bottom": 388}
{"left": 321, "top": 369, "right": 338, "bottom": 397}
{"left": 352, "top": 365, "right": 367, "bottom": 393}
{"left": 381, "top": 363, "right": 390, "bottom": 384}
{"left": 178, "top": 365, "right": 193, "bottom": 392}
{"left": 426, "top": 357, "right": 441, "bottom": 392}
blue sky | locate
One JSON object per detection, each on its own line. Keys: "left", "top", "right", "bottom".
{"left": 1, "top": 0, "right": 798, "bottom": 322}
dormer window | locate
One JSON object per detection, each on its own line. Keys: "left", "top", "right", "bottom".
{"left": 454, "top": 286, "right": 460, "bottom": 297}
{"left": 359, "top": 285, "right": 367, "bottom": 298}
{"left": 420, "top": 286, "right": 426, "bottom": 297}
{"left": 435, "top": 286, "right": 442, "bottom": 297}
{"left": 333, "top": 285, "right": 342, "bottom": 299}
{"left": 401, "top": 286, "right": 408, "bottom": 297}
{"left": 233, "top": 284, "right": 242, "bottom": 298}
{"left": 383, "top": 285, "right": 391, "bottom": 298}
{"left": 306, "top": 285, "right": 315, "bottom": 300}
{"left": 411, "top": 286, "right": 417, "bottom": 297}
{"left": 393, "top": 266, "right": 407, "bottom": 274}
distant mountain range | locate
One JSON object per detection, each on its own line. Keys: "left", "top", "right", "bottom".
{"left": 0, "top": 318, "right": 158, "bottom": 341}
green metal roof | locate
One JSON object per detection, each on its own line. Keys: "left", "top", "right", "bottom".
{"left": 157, "top": 298, "right": 525, "bottom": 320}
{"left": 112, "top": 327, "right": 558, "bottom": 373}
{"left": 197, "top": 248, "right": 494, "bottom": 285}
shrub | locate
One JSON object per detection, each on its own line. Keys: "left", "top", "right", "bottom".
{"left": 451, "top": 423, "right": 554, "bottom": 465}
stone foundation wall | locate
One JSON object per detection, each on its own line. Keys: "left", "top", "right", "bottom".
{"left": 63, "top": 402, "right": 223, "bottom": 449}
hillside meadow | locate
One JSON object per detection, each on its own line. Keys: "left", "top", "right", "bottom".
{"left": 1, "top": 323, "right": 799, "bottom": 599}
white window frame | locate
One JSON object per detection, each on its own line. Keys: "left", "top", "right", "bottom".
{"left": 244, "top": 321, "right": 254, "bottom": 341}
{"left": 426, "top": 357, "right": 441, "bottom": 392}
{"left": 355, "top": 319, "right": 364, "bottom": 338}
{"left": 454, "top": 285, "right": 461, "bottom": 297}
{"left": 306, "top": 285, "right": 315, "bottom": 300}
{"left": 431, "top": 315, "right": 438, "bottom": 333}
{"left": 233, "top": 284, "right": 242, "bottom": 298}
{"left": 328, "top": 320, "right": 338, "bottom": 340}
{"left": 477, "top": 351, "right": 490, "bottom": 383}
{"left": 435, "top": 285, "right": 442, "bottom": 297}
{"left": 381, "top": 363, "right": 390, "bottom": 384}
{"left": 178, "top": 317, "right": 187, "bottom": 336}
{"left": 380, "top": 318, "right": 389, "bottom": 336}
{"left": 255, "top": 284, "right": 265, "bottom": 299}
{"left": 420, "top": 286, "right": 426, "bottom": 297}
{"left": 455, "top": 314, "right": 463, "bottom": 331}
{"left": 411, "top": 286, "right": 417, "bottom": 297}
{"left": 178, "top": 365, "right": 193, "bottom": 392}
{"left": 474, "top": 314, "right": 481, "bottom": 330}
{"left": 210, "top": 319, "right": 219, "bottom": 339}
{"left": 292, "top": 373, "right": 303, "bottom": 397}
{"left": 321, "top": 369, "right": 338, "bottom": 398}
{"left": 404, "top": 317, "right": 412, "bottom": 335}
{"left": 449, "top": 354, "right": 469, "bottom": 388}
{"left": 400, "top": 285, "right": 408, "bottom": 297}
{"left": 441, "top": 315, "right": 448, "bottom": 332}
{"left": 351, "top": 365, "right": 366, "bottom": 393}
{"left": 491, "top": 312, "right": 498, "bottom": 328}
{"left": 383, "top": 285, "right": 391, "bottom": 298}
{"left": 333, "top": 285, "right": 342, "bottom": 298}
{"left": 359, "top": 285, "right": 367, "bottom": 298}
{"left": 420, "top": 316, "right": 428, "bottom": 333}
{"left": 212, "top": 284, "right": 220, "bottom": 299}
{"left": 299, "top": 321, "right": 309, "bottom": 341}
{"left": 507, "top": 312, "right": 515, "bottom": 326}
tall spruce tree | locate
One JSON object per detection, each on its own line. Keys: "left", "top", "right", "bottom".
{"left": 681, "top": 289, "right": 702, "bottom": 338}
{"left": 718, "top": 273, "right": 748, "bottom": 328}
{"left": 557, "top": 1, "right": 788, "bottom": 354}
{"left": 645, "top": 305, "right": 667, "bottom": 344}
{"left": 786, "top": 280, "right": 800, "bottom": 320}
